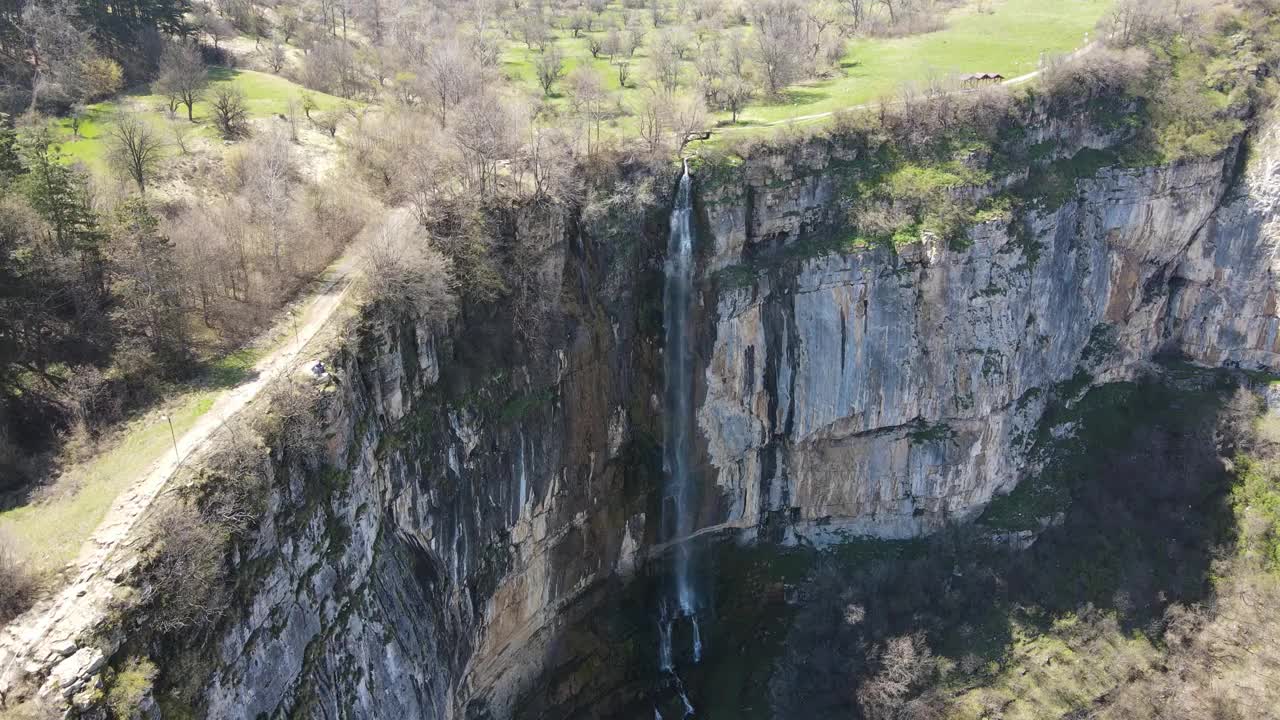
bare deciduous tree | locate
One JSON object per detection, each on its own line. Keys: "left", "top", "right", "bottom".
{"left": 210, "top": 86, "right": 250, "bottom": 139}
{"left": 721, "top": 74, "right": 755, "bottom": 122}
{"left": 625, "top": 14, "right": 649, "bottom": 55}
{"left": 278, "top": 6, "right": 301, "bottom": 43}
{"left": 857, "top": 633, "right": 937, "bottom": 720}
{"left": 519, "top": 12, "right": 551, "bottom": 50}
{"left": 452, "top": 90, "right": 526, "bottom": 197}
{"left": 109, "top": 112, "right": 165, "bottom": 195}
{"left": 304, "top": 40, "right": 364, "bottom": 97}
{"left": 668, "top": 90, "right": 709, "bottom": 149}
{"left": 21, "top": 0, "right": 92, "bottom": 111}
{"left": 170, "top": 118, "right": 193, "bottom": 154}
{"left": 419, "top": 39, "right": 480, "bottom": 127}
{"left": 568, "top": 10, "right": 590, "bottom": 37}
{"left": 197, "top": 10, "right": 235, "bottom": 49}
{"left": 567, "top": 66, "right": 610, "bottom": 153}
{"left": 312, "top": 109, "right": 342, "bottom": 137}
{"left": 156, "top": 41, "right": 207, "bottom": 122}
{"left": 535, "top": 43, "right": 567, "bottom": 95}
{"left": 265, "top": 40, "right": 289, "bottom": 73}
{"left": 649, "top": 29, "right": 685, "bottom": 92}
{"left": 751, "top": 0, "right": 807, "bottom": 96}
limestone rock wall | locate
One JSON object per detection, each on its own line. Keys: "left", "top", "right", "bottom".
{"left": 186, "top": 115, "right": 1280, "bottom": 719}
{"left": 694, "top": 130, "right": 1280, "bottom": 544}
{"left": 193, "top": 197, "right": 670, "bottom": 720}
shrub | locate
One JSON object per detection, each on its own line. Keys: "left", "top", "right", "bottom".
{"left": 1039, "top": 47, "right": 1151, "bottom": 114}
{"left": 139, "top": 502, "right": 228, "bottom": 635}
{"left": 82, "top": 57, "right": 124, "bottom": 101}
{"left": 1, "top": 699, "right": 61, "bottom": 720}
{"left": 363, "top": 211, "right": 457, "bottom": 326}
{"left": 106, "top": 656, "right": 158, "bottom": 718}
{"left": 0, "top": 530, "right": 38, "bottom": 625}
{"left": 251, "top": 380, "right": 324, "bottom": 460}
{"left": 195, "top": 429, "right": 269, "bottom": 537}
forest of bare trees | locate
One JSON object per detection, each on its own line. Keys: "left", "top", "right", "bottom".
{"left": 184, "top": 0, "right": 969, "bottom": 161}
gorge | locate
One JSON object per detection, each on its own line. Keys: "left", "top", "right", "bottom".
{"left": 7, "top": 51, "right": 1280, "bottom": 720}
{"left": 177, "top": 100, "right": 1280, "bottom": 718}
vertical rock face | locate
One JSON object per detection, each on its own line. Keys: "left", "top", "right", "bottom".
{"left": 695, "top": 148, "right": 1264, "bottom": 541}
{"left": 195, "top": 199, "right": 671, "bottom": 719}
{"left": 1168, "top": 115, "right": 1280, "bottom": 367}
{"left": 191, "top": 115, "right": 1280, "bottom": 719}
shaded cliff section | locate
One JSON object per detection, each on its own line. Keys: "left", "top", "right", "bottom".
{"left": 691, "top": 105, "right": 1280, "bottom": 546}
{"left": 165, "top": 180, "right": 682, "bottom": 720}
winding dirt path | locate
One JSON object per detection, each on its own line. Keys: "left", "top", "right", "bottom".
{"left": 0, "top": 249, "right": 362, "bottom": 704}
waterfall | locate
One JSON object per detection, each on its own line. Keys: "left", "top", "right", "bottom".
{"left": 513, "top": 431, "right": 528, "bottom": 523}
{"left": 664, "top": 160, "right": 697, "bottom": 618}
{"left": 658, "top": 160, "right": 701, "bottom": 710}
{"left": 519, "top": 433, "right": 529, "bottom": 510}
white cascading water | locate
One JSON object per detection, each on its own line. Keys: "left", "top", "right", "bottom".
{"left": 513, "top": 431, "right": 528, "bottom": 523}
{"left": 657, "top": 160, "right": 700, "bottom": 718}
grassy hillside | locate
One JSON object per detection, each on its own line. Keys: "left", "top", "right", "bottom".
{"left": 49, "top": 68, "right": 346, "bottom": 175}
{"left": 0, "top": 345, "right": 271, "bottom": 582}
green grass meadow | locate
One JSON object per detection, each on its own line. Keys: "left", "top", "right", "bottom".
{"left": 50, "top": 68, "right": 346, "bottom": 175}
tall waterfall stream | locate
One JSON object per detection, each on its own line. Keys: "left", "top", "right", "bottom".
{"left": 658, "top": 160, "right": 701, "bottom": 718}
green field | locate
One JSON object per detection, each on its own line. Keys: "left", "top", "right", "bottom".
{"left": 0, "top": 388, "right": 218, "bottom": 580}
{"left": 502, "top": 0, "right": 1111, "bottom": 132}
{"left": 735, "top": 0, "right": 1110, "bottom": 124}
{"left": 0, "top": 332, "right": 274, "bottom": 582}
{"left": 50, "top": 68, "right": 346, "bottom": 175}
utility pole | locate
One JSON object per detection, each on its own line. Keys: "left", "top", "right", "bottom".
{"left": 163, "top": 414, "right": 179, "bottom": 462}
{"left": 290, "top": 309, "right": 300, "bottom": 349}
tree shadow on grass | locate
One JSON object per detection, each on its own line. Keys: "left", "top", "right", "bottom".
{"left": 199, "top": 347, "right": 263, "bottom": 390}
{"left": 773, "top": 87, "right": 830, "bottom": 108}
{"left": 206, "top": 66, "right": 240, "bottom": 84}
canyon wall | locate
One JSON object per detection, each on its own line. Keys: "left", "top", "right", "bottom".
{"left": 159, "top": 114, "right": 1280, "bottom": 719}
{"left": 694, "top": 121, "right": 1280, "bottom": 543}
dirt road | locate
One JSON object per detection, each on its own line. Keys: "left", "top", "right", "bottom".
{"left": 0, "top": 248, "right": 363, "bottom": 703}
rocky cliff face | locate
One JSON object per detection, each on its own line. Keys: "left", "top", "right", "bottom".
{"left": 177, "top": 114, "right": 1280, "bottom": 719}
{"left": 693, "top": 129, "right": 1278, "bottom": 543}
{"left": 187, "top": 196, "right": 672, "bottom": 719}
